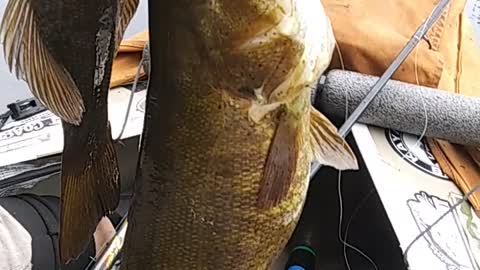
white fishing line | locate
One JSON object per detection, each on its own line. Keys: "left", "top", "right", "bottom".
{"left": 89, "top": 43, "right": 149, "bottom": 268}
{"left": 402, "top": 183, "right": 480, "bottom": 269}
{"left": 400, "top": 12, "right": 477, "bottom": 266}
{"left": 114, "top": 42, "right": 150, "bottom": 142}
{"left": 327, "top": 3, "right": 456, "bottom": 269}
{"left": 397, "top": 47, "right": 429, "bottom": 162}
{"left": 337, "top": 172, "right": 380, "bottom": 270}
{"left": 343, "top": 189, "right": 378, "bottom": 270}
{"left": 399, "top": 5, "right": 432, "bottom": 158}
{"left": 334, "top": 41, "right": 379, "bottom": 270}
{"left": 372, "top": 7, "right": 479, "bottom": 270}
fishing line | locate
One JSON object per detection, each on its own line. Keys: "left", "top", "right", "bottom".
{"left": 343, "top": 189, "right": 377, "bottom": 270}
{"left": 333, "top": 21, "right": 479, "bottom": 270}
{"left": 86, "top": 43, "right": 150, "bottom": 270}
{"left": 309, "top": 0, "right": 451, "bottom": 179}
{"left": 334, "top": 41, "right": 378, "bottom": 270}
{"left": 398, "top": 10, "right": 431, "bottom": 161}
{"left": 337, "top": 5, "right": 442, "bottom": 268}
{"left": 114, "top": 42, "right": 150, "bottom": 143}
{"left": 334, "top": 7, "right": 434, "bottom": 266}
{"left": 402, "top": 183, "right": 480, "bottom": 269}
{"left": 405, "top": 23, "right": 472, "bottom": 265}
{"left": 337, "top": 171, "right": 380, "bottom": 270}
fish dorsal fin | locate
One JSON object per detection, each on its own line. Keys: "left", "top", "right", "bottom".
{"left": 115, "top": 0, "right": 140, "bottom": 53}
{"left": 0, "top": 0, "right": 84, "bottom": 125}
{"left": 257, "top": 111, "right": 300, "bottom": 209}
{"left": 309, "top": 107, "right": 358, "bottom": 171}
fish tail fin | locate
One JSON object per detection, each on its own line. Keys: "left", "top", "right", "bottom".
{"left": 59, "top": 123, "right": 120, "bottom": 263}
{"left": 115, "top": 0, "right": 140, "bottom": 52}
{"left": 309, "top": 107, "right": 358, "bottom": 170}
{"left": 0, "top": 0, "right": 84, "bottom": 125}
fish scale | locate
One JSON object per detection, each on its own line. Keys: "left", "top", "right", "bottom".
{"left": 122, "top": 88, "right": 312, "bottom": 269}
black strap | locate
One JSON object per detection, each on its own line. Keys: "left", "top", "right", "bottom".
{"left": 17, "top": 194, "right": 60, "bottom": 270}
{"left": 0, "top": 194, "right": 98, "bottom": 270}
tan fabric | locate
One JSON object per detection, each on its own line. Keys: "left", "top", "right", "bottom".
{"left": 428, "top": 139, "right": 480, "bottom": 208}
{"left": 466, "top": 146, "right": 480, "bottom": 167}
{"left": 437, "top": 4, "right": 480, "bottom": 96}
{"left": 110, "top": 31, "right": 148, "bottom": 88}
{"left": 322, "top": 0, "right": 446, "bottom": 88}
{"left": 322, "top": 0, "right": 480, "bottom": 209}
{"left": 430, "top": 1, "right": 480, "bottom": 210}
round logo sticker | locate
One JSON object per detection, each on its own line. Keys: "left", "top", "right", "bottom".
{"left": 385, "top": 129, "right": 449, "bottom": 180}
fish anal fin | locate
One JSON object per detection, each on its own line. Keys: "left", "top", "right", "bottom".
{"left": 257, "top": 113, "right": 300, "bottom": 209}
{"left": 309, "top": 107, "right": 358, "bottom": 171}
{"left": 0, "top": 0, "right": 84, "bottom": 125}
{"left": 59, "top": 123, "right": 120, "bottom": 263}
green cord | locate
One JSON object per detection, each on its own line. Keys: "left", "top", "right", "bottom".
{"left": 292, "top": 246, "right": 317, "bottom": 258}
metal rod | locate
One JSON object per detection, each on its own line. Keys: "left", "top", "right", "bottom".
{"left": 310, "top": 0, "right": 451, "bottom": 178}
{"left": 87, "top": 214, "right": 129, "bottom": 270}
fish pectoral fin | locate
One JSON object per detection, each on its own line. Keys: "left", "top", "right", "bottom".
{"left": 0, "top": 0, "right": 84, "bottom": 125}
{"left": 257, "top": 113, "right": 299, "bottom": 209}
{"left": 59, "top": 123, "right": 120, "bottom": 263}
{"left": 309, "top": 107, "right": 358, "bottom": 171}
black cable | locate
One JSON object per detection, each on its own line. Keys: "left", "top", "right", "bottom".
{"left": 0, "top": 162, "right": 61, "bottom": 190}
{"left": 0, "top": 111, "right": 12, "bottom": 130}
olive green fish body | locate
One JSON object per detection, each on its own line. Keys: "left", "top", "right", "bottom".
{"left": 122, "top": 0, "right": 357, "bottom": 269}
{"left": 123, "top": 75, "right": 312, "bottom": 269}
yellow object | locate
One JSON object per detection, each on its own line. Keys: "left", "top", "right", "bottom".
{"left": 110, "top": 31, "right": 149, "bottom": 88}
{"left": 322, "top": 0, "right": 445, "bottom": 88}
{"left": 428, "top": 1, "right": 480, "bottom": 210}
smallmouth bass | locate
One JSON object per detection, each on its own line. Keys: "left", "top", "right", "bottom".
{"left": 122, "top": 0, "right": 358, "bottom": 269}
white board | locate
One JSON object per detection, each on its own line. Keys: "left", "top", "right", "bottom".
{"left": 0, "top": 87, "right": 146, "bottom": 167}
{"left": 352, "top": 123, "right": 480, "bottom": 270}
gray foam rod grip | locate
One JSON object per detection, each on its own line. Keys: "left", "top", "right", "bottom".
{"left": 317, "top": 70, "right": 480, "bottom": 146}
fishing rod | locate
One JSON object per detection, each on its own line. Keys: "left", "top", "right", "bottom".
{"left": 287, "top": 0, "right": 451, "bottom": 269}
{"left": 85, "top": 213, "right": 129, "bottom": 270}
